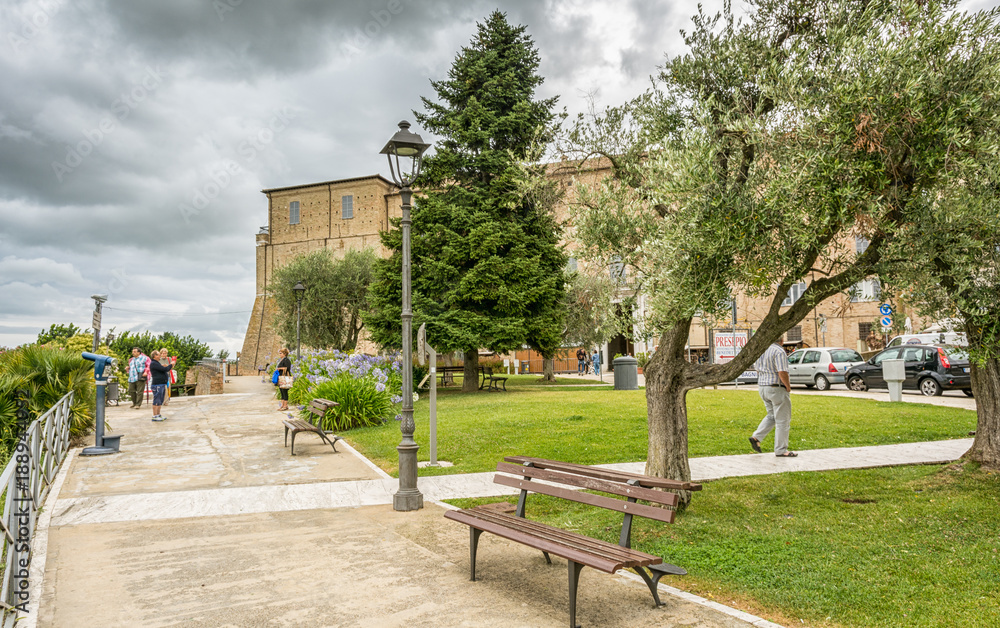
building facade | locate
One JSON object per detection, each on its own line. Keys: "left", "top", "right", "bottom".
{"left": 238, "top": 175, "right": 402, "bottom": 375}
{"left": 240, "top": 166, "right": 928, "bottom": 376}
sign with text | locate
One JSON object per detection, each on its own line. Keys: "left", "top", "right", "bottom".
{"left": 713, "top": 330, "right": 757, "bottom": 380}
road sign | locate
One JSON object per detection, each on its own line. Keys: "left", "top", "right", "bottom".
{"left": 881, "top": 315, "right": 893, "bottom": 329}
{"left": 879, "top": 304, "right": 893, "bottom": 316}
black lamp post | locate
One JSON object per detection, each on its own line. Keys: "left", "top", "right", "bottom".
{"left": 293, "top": 281, "right": 306, "bottom": 360}
{"left": 380, "top": 120, "right": 431, "bottom": 512}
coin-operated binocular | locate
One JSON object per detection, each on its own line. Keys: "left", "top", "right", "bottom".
{"left": 81, "top": 352, "right": 123, "bottom": 455}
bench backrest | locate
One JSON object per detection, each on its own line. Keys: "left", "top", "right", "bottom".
{"left": 495, "top": 461, "right": 681, "bottom": 527}
{"left": 504, "top": 456, "right": 702, "bottom": 492}
{"left": 307, "top": 398, "right": 338, "bottom": 425}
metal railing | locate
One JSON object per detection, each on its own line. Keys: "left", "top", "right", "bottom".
{"left": 0, "top": 391, "right": 74, "bottom": 626}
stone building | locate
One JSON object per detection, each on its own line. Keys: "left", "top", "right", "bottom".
{"left": 238, "top": 175, "right": 402, "bottom": 375}
{"left": 240, "top": 164, "right": 927, "bottom": 376}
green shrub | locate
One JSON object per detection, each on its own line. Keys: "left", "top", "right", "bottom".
{"left": 0, "top": 346, "right": 97, "bottom": 463}
{"left": 300, "top": 377, "right": 395, "bottom": 431}
{"left": 287, "top": 376, "right": 312, "bottom": 405}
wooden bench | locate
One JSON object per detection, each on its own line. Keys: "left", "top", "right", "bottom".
{"left": 444, "top": 456, "right": 702, "bottom": 628}
{"left": 170, "top": 383, "right": 198, "bottom": 397}
{"left": 478, "top": 366, "right": 508, "bottom": 391}
{"left": 282, "top": 398, "right": 344, "bottom": 455}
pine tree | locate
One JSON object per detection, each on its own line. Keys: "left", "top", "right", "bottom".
{"left": 365, "top": 11, "right": 566, "bottom": 391}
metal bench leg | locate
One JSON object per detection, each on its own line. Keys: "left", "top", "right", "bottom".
{"left": 321, "top": 432, "right": 341, "bottom": 453}
{"left": 568, "top": 560, "right": 584, "bottom": 628}
{"left": 631, "top": 567, "right": 665, "bottom": 607}
{"left": 542, "top": 551, "right": 552, "bottom": 564}
{"left": 470, "top": 528, "right": 483, "bottom": 581}
{"left": 284, "top": 426, "right": 290, "bottom": 447}
{"left": 290, "top": 431, "right": 297, "bottom": 455}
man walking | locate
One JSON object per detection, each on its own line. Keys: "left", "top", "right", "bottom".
{"left": 749, "top": 340, "right": 797, "bottom": 457}
{"left": 127, "top": 347, "right": 149, "bottom": 409}
{"left": 576, "top": 347, "right": 586, "bottom": 375}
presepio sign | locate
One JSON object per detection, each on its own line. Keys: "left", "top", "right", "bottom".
{"left": 713, "top": 330, "right": 757, "bottom": 380}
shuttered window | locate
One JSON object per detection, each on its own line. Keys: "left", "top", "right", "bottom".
{"left": 289, "top": 201, "right": 300, "bottom": 225}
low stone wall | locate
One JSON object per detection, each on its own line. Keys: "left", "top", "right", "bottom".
{"left": 184, "top": 365, "right": 224, "bottom": 395}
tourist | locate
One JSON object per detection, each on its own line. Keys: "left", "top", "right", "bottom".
{"left": 127, "top": 347, "right": 149, "bottom": 409}
{"left": 592, "top": 349, "right": 601, "bottom": 378}
{"left": 149, "top": 350, "right": 175, "bottom": 422}
{"left": 275, "top": 348, "right": 292, "bottom": 411}
{"left": 576, "top": 347, "right": 586, "bottom": 375}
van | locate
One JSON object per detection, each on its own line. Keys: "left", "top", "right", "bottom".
{"left": 887, "top": 332, "right": 967, "bottom": 347}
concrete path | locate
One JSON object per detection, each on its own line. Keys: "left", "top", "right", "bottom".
{"left": 27, "top": 377, "right": 975, "bottom": 628}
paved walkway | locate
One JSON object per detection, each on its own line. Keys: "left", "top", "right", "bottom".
{"left": 26, "top": 377, "right": 977, "bottom": 628}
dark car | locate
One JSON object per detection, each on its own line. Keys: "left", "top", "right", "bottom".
{"left": 845, "top": 344, "right": 972, "bottom": 397}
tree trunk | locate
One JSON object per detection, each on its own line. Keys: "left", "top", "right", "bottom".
{"left": 643, "top": 323, "right": 695, "bottom": 505}
{"left": 965, "top": 357, "right": 1000, "bottom": 469}
{"left": 542, "top": 357, "right": 556, "bottom": 381}
{"left": 463, "top": 349, "right": 479, "bottom": 392}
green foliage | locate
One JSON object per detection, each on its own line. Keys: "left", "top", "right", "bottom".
{"left": 299, "top": 377, "right": 395, "bottom": 432}
{"left": 0, "top": 345, "right": 97, "bottom": 462}
{"left": 36, "top": 323, "right": 83, "bottom": 345}
{"left": 108, "top": 330, "right": 212, "bottom": 382}
{"left": 562, "top": 270, "right": 617, "bottom": 349}
{"left": 271, "top": 248, "right": 378, "bottom": 352}
{"left": 364, "top": 11, "right": 567, "bottom": 367}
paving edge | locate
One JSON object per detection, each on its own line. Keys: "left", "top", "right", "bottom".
{"left": 20, "top": 447, "right": 77, "bottom": 628}
{"left": 429, "top": 498, "right": 782, "bottom": 628}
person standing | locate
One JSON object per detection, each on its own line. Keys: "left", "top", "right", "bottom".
{"left": 158, "top": 347, "right": 173, "bottom": 405}
{"left": 149, "top": 350, "right": 175, "bottom": 422}
{"left": 576, "top": 347, "right": 586, "bottom": 375}
{"left": 275, "top": 348, "right": 292, "bottom": 411}
{"left": 591, "top": 349, "right": 601, "bottom": 378}
{"left": 749, "top": 341, "right": 797, "bottom": 457}
{"left": 127, "top": 347, "right": 149, "bottom": 408}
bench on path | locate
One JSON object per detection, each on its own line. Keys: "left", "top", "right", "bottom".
{"left": 282, "top": 398, "right": 343, "bottom": 455}
{"left": 170, "top": 383, "right": 198, "bottom": 397}
{"left": 444, "top": 456, "right": 702, "bottom": 628}
{"left": 479, "top": 366, "right": 508, "bottom": 392}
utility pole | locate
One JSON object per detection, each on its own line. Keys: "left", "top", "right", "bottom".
{"left": 90, "top": 294, "right": 107, "bottom": 352}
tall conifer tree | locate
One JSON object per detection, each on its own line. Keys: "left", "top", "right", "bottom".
{"left": 366, "top": 11, "right": 566, "bottom": 391}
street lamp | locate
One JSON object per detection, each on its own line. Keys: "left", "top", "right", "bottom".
{"left": 380, "top": 119, "right": 431, "bottom": 512}
{"left": 293, "top": 281, "right": 306, "bottom": 360}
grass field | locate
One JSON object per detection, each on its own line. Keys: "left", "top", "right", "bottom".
{"left": 343, "top": 376, "right": 991, "bottom": 626}
{"left": 344, "top": 376, "right": 977, "bottom": 477}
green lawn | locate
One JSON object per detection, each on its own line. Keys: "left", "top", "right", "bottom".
{"left": 344, "top": 381, "right": 976, "bottom": 476}
{"left": 448, "top": 463, "right": 1000, "bottom": 628}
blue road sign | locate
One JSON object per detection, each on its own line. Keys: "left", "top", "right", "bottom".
{"left": 879, "top": 304, "right": 893, "bottom": 316}
{"left": 881, "top": 315, "right": 893, "bottom": 328}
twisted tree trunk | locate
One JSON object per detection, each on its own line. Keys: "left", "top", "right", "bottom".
{"left": 966, "top": 357, "right": 1000, "bottom": 469}
{"left": 643, "top": 324, "right": 695, "bottom": 505}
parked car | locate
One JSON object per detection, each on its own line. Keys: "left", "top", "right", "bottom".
{"left": 887, "top": 332, "right": 967, "bottom": 347}
{"left": 844, "top": 344, "right": 972, "bottom": 396}
{"left": 787, "top": 347, "right": 866, "bottom": 390}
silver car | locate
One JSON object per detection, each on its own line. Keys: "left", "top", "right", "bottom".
{"left": 787, "top": 347, "right": 866, "bottom": 390}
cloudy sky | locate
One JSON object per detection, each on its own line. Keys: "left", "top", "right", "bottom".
{"left": 0, "top": 0, "right": 994, "bottom": 355}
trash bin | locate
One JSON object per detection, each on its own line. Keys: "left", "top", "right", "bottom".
{"left": 613, "top": 356, "right": 639, "bottom": 390}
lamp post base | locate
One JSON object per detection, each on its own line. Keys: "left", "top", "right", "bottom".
{"left": 80, "top": 446, "right": 117, "bottom": 456}
{"left": 394, "top": 441, "right": 423, "bottom": 511}
{"left": 393, "top": 488, "right": 424, "bottom": 511}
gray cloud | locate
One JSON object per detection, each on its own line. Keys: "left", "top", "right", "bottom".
{"left": 0, "top": 0, "right": 813, "bottom": 353}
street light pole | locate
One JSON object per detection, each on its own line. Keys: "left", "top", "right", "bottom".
{"left": 293, "top": 281, "right": 306, "bottom": 360}
{"left": 380, "top": 120, "right": 431, "bottom": 512}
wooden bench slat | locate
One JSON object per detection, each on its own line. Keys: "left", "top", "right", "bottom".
{"left": 461, "top": 506, "right": 656, "bottom": 566}
{"left": 445, "top": 509, "right": 655, "bottom": 574}
{"left": 496, "top": 462, "right": 679, "bottom": 508}
{"left": 504, "top": 455, "right": 703, "bottom": 492}
{"left": 494, "top": 474, "right": 676, "bottom": 524}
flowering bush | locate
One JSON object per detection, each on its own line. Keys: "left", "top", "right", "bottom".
{"left": 289, "top": 350, "right": 404, "bottom": 430}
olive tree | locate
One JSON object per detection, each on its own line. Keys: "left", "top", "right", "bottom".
{"left": 566, "top": 0, "right": 1000, "bottom": 499}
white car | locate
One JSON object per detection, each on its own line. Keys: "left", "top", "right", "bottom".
{"left": 787, "top": 347, "right": 866, "bottom": 390}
